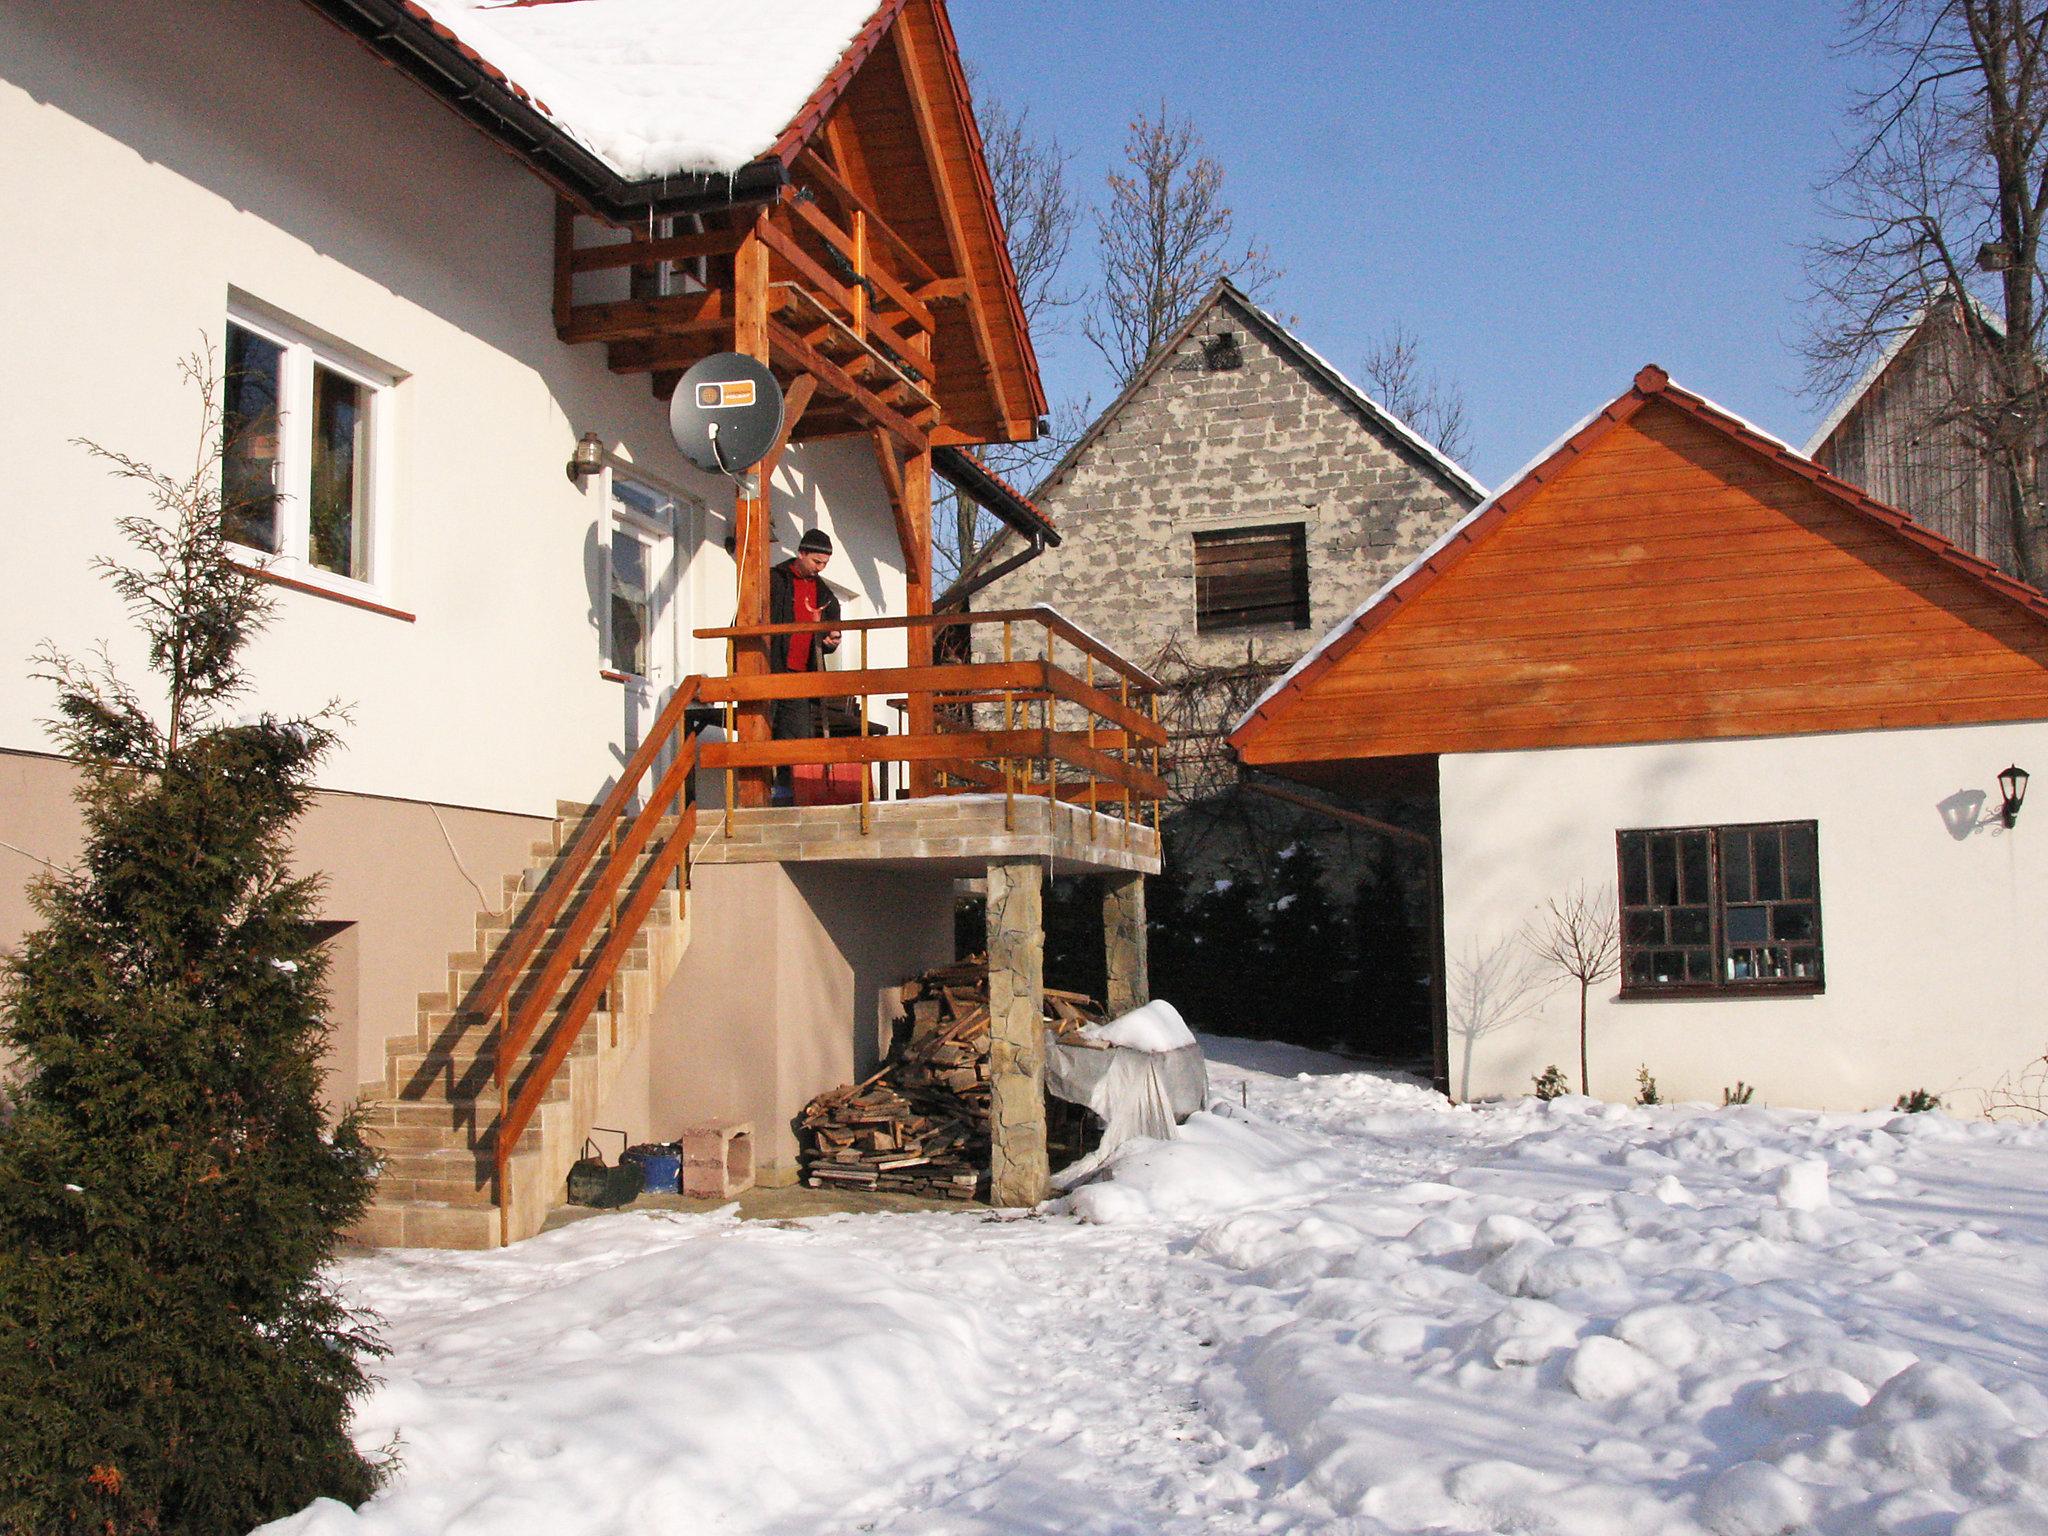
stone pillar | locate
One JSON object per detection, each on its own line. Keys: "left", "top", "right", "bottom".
{"left": 986, "top": 856, "right": 1048, "bottom": 1207}
{"left": 1103, "top": 871, "right": 1149, "bottom": 1018}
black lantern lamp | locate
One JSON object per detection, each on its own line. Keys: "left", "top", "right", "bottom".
{"left": 566, "top": 431, "right": 605, "bottom": 485}
{"left": 1999, "top": 764, "right": 2030, "bottom": 829}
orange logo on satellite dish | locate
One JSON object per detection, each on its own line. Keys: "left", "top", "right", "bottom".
{"left": 695, "top": 379, "right": 758, "bottom": 410}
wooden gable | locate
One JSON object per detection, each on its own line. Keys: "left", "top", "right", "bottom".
{"left": 1233, "top": 371, "right": 2048, "bottom": 767}
{"left": 813, "top": 0, "right": 1042, "bottom": 445}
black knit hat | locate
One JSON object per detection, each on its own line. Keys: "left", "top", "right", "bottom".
{"left": 797, "top": 528, "right": 834, "bottom": 555}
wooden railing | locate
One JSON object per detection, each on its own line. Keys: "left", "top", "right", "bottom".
{"left": 468, "top": 679, "right": 703, "bottom": 1245}
{"left": 693, "top": 609, "right": 1169, "bottom": 840}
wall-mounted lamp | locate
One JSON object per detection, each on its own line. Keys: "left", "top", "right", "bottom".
{"left": 566, "top": 431, "right": 605, "bottom": 485}
{"left": 1999, "top": 763, "right": 2030, "bottom": 828}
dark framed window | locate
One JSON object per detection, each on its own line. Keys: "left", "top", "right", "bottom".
{"left": 1193, "top": 523, "right": 1309, "bottom": 633}
{"left": 1617, "top": 821, "right": 1822, "bottom": 995}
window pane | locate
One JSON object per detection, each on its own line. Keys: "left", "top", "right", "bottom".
{"left": 1785, "top": 823, "right": 1818, "bottom": 899}
{"left": 609, "top": 530, "right": 650, "bottom": 675}
{"left": 1625, "top": 910, "right": 1665, "bottom": 946}
{"left": 310, "top": 364, "right": 370, "bottom": 580}
{"left": 1720, "top": 829, "right": 1751, "bottom": 903}
{"left": 1684, "top": 950, "right": 1713, "bottom": 982}
{"left": 223, "top": 323, "right": 284, "bottom": 553}
{"left": 1650, "top": 835, "right": 1679, "bottom": 907}
{"left": 1619, "top": 833, "right": 1648, "bottom": 907}
{"left": 1753, "top": 829, "right": 1783, "bottom": 901}
{"left": 1650, "top": 950, "right": 1684, "bottom": 984}
{"left": 1774, "top": 904, "right": 1816, "bottom": 942}
{"left": 1680, "top": 832, "right": 1710, "bottom": 904}
{"left": 1627, "top": 949, "right": 1653, "bottom": 985}
{"left": 1789, "top": 946, "right": 1820, "bottom": 981}
{"left": 1725, "top": 904, "right": 1768, "bottom": 944}
{"left": 1672, "top": 908, "right": 1710, "bottom": 945}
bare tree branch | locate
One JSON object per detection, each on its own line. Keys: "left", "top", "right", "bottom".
{"left": 1084, "top": 104, "right": 1281, "bottom": 385}
{"left": 1359, "top": 325, "right": 1475, "bottom": 465}
{"left": 1805, "top": 0, "right": 2048, "bottom": 584}
{"left": 1525, "top": 885, "right": 1620, "bottom": 1098}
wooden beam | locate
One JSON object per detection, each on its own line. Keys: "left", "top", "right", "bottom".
{"left": 561, "top": 290, "right": 726, "bottom": 345}
{"left": 889, "top": 12, "right": 1012, "bottom": 424}
{"left": 552, "top": 198, "right": 575, "bottom": 333}
{"left": 795, "top": 144, "right": 940, "bottom": 286}
{"left": 567, "top": 225, "right": 745, "bottom": 273}
{"left": 767, "top": 317, "right": 930, "bottom": 452}
{"left": 733, "top": 221, "right": 773, "bottom": 807}
{"left": 904, "top": 442, "right": 935, "bottom": 793}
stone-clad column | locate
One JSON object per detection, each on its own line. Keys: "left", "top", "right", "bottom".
{"left": 1103, "top": 872, "right": 1149, "bottom": 1019}
{"left": 986, "top": 857, "right": 1048, "bottom": 1207}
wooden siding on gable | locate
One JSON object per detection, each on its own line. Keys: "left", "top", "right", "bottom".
{"left": 1240, "top": 397, "right": 2048, "bottom": 765}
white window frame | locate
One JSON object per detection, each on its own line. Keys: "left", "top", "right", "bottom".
{"left": 222, "top": 302, "right": 396, "bottom": 602}
{"left": 602, "top": 466, "right": 697, "bottom": 682}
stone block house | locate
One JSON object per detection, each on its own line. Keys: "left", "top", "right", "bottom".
{"left": 974, "top": 279, "right": 1485, "bottom": 806}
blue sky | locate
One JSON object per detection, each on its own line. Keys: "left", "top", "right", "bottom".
{"left": 949, "top": 3, "right": 1878, "bottom": 489}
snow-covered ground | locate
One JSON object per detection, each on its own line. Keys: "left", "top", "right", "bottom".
{"left": 265, "top": 1037, "right": 2048, "bottom": 1536}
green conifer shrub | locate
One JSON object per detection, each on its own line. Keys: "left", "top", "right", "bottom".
{"left": 1349, "top": 844, "right": 1430, "bottom": 1060}
{"left": 1262, "top": 841, "right": 1345, "bottom": 1048}
{"left": 0, "top": 354, "right": 382, "bottom": 1534}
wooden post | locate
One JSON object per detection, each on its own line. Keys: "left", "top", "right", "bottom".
{"left": 732, "top": 223, "right": 773, "bottom": 807}
{"left": 904, "top": 446, "right": 935, "bottom": 795}
{"left": 986, "top": 856, "right": 1048, "bottom": 1207}
{"left": 1103, "top": 872, "right": 1149, "bottom": 1019}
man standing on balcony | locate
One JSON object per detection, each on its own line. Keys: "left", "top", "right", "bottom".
{"left": 768, "top": 529, "right": 843, "bottom": 802}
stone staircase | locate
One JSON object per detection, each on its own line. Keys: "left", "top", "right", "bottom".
{"left": 350, "top": 799, "right": 692, "bottom": 1249}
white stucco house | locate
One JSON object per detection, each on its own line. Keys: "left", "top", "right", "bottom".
{"left": 1, "top": 0, "right": 1163, "bottom": 1245}
{"left": 1232, "top": 366, "right": 2048, "bottom": 1116}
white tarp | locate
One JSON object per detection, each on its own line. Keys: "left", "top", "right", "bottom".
{"left": 1046, "top": 1000, "right": 1208, "bottom": 1188}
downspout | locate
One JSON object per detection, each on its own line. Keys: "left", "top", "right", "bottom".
{"left": 936, "top": 532, "right": 1045, "bottom": 612}
{"left": 1240, "top": 772, "right": 1451, "bottom": 1098}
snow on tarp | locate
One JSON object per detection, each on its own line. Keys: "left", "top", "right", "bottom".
{"left": 1046, "top": 1001, "right": 1205, "bottom": 1189}
{"left": 1080, "top": 999, "right": 1196, "bottom": 1053}
{"left": 410, "top": 0, "right": 881, "bottom": 179}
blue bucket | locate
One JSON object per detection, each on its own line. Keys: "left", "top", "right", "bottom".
{"left": 622, "top": 1142, "right": 680, "bottom": 1195}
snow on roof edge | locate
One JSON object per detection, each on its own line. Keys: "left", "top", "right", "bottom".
{"left": 1227, "top": 287, "right": 1489, "bottom": 504}
{"left": 1232, "top": 371, "right": 1867, "bottom": 738}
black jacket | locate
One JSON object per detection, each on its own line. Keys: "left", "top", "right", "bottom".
{"left": 767, "top": 557, "right": 843, "bottom": 672}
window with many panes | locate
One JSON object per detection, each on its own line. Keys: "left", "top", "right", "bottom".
{"left": 1617, "top": 821, "right": 1823, "bottom": 994}
{"left": 221, "top": 308, "right": 391, "bottom": 592}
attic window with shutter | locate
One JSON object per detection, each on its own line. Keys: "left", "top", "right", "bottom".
{"left": 1202, "top": 331, "right": 1244, "bottom": 371}
{"left": 1193, "top": 523, "right": 1310, "bottom": 633}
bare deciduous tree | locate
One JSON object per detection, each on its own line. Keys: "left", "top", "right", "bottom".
{"left": 1525, "top": 885, "right": 1620, "bottom": 1097}
{"left": 1085, "top": 104, "right": 1281, "bottom": 385}
{"left": 934, "top": 78, "right": 1086, "bottom": 592}
{"left": 1805, "top": 0, "right": 2048, "bottom": 585}
{"left": 1360, "top": 324, "right": 1474, "bottom": 466}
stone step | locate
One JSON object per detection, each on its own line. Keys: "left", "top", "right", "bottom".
{"left": 386, "top": 1028, "right": 602, "bottom": 1087}
{"left": 349, "top": 1200, "right": 501, "bottom": 1251}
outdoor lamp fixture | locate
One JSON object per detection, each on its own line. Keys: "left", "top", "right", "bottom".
{"left": 566, "top": 431, "right": 605, "bottom": 485}
{"left": 1999, "top": 764, "right": 2030, "bottom": 829}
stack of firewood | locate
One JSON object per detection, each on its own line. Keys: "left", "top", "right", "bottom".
{"left": 799, "top": 958, "right": 1107, "bottom": 1199}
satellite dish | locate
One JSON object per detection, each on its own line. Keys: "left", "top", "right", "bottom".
{"left": 670, "top": 353, "right": 785, "bottom": 477}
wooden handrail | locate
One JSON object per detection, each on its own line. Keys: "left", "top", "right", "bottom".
{"left": 485, "top": 677, "right": 704, "bottom": 1245}
{"left": 694, "top": 607, "right": 1167, "bottom": 693}
{"left": 793, "top": 147, "right": 941, "bottom": 287}
{"left": 468, "top": 678, "right": 701, "bottom": 1027}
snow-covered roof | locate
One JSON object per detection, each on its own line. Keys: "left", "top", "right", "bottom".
{"left": 409, "top": 0, "right": 887, "bottom": 180}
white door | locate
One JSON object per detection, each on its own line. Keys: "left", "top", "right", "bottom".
{"left": 605, "top": 474, "right": 689, "bottom": 779}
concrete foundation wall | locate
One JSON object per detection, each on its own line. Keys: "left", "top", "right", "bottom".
{"left": 0, "top": 748, "right": 545, "bottom": 1112}
{"left": 633, "top": 862, "right": 958, "bottom": 1181}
